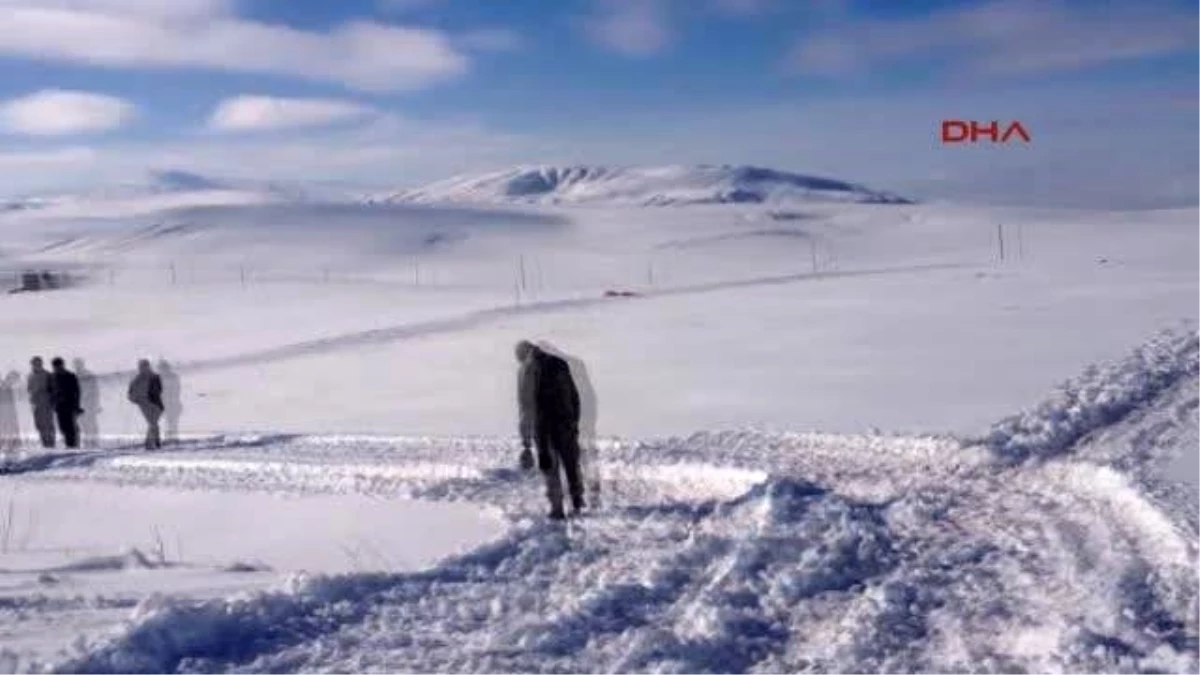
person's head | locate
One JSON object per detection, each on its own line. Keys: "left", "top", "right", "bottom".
{"left": 30, "top": 356, "right": 43, "bottom": 371}
{"left": 51, "top": 357, "right": 65, "bottom": 371}
{"left": 137, "top": 359, "right": 152, "bottom": 373}
{"left": 514, "top": 340, "right": 537, "bottom": 364}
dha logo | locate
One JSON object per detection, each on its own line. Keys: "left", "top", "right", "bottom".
{"left": 941, "top": 120, "right": 1031, "bottom": 144}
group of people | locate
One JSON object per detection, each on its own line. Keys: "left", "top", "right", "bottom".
{"left": 11, "top": 340, "right": 582, "bottom": 520}
{"left": 20, "top": 356, "right": 172, "bottom": 451}
{"left": 26, "top": 356, "right": 83, "bottom": 449}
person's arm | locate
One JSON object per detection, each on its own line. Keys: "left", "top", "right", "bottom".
{"left": 566, "top": 373, "right": 581, "bottom": 428}
{"left": 517, "top": 362, "right": 537, "bottom": 449}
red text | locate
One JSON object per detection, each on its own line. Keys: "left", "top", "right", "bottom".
{"left": 941, "top": 120, "right": 1032, "bottom": 144}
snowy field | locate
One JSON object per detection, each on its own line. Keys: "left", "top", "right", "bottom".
{"left": 0, "top": 185, "right": 1195, "bottom": 672}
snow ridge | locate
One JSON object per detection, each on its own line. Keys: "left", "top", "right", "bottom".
{"left": 981, "top": 328, "right": 1199, "bottom": 464}
{"left": 368, "top": 164, "right": 911, "bottom": 207}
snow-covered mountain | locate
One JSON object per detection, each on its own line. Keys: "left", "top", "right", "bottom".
{"left": 99, "top": 169, "right": 326, "bottom": 201}
{"left": 0, "top": 169, "right": 315, "bottom": 219}
{"left": 6, "top": 168, "right": 316, "bottom": 204}
{"left": 367, "top": 164, "right": 912, "bottom": 207}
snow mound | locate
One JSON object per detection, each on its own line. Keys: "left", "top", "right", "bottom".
{"left": 982, "top": 328, "right": 1199, "bottom": 464}
{"left": 368, "top": 164, "right": 911, "bottom": 207}
{"left": 47, "top": 479, "right": 894, "bottom": 674}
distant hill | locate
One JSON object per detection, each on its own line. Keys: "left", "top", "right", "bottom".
{"left": 366, "top": 164, "right": 912, "bottom": 207}
{"left": 0, "top": 169, "right": 315, "bottom": 217}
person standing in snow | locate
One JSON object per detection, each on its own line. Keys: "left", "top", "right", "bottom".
{"left": 127, "top": 359, "right": 164, "bottom": 450}
{"left": 515, "top": 339, "right": 585, "bottom": 520}
{"left": 49, "top": 357, "right": 81, "bottom": 449}
{"left": 0, "top": 371, "right": 22, "bottom": 455}
{"left": 26, "top": 356, "right": 55, "bottom": 448}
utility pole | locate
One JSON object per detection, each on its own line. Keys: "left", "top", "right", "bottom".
{"left": 997, "top": 223, "right": 1006, "bottom": 263}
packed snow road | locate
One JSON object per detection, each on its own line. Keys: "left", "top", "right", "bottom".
{"left": 0, "top": 331, "right": 1196, "bottom": 673}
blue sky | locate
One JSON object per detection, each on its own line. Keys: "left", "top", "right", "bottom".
{"left": 0, "top": 0, "right": 1195, "bottom": 207}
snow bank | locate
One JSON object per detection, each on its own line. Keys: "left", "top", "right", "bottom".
{"left": 51, "top": 572, "right": 391, "bottom": 673}
{"left": 981, "top": 328, "right": 1199, "bottom": 464}
{"left": 48, "top": 479, "right": 895, "bottom": 673}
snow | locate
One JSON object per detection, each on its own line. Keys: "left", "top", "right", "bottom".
{"left": 369, "top": 164, "right": 911, "bottom": 206}
{"left": 0, "top": 180, "right": 1194, "bottom": 672}
{"left": 0, "top": 480, "right": 501, "bottom": 671}
{"left": 19, "top": 401, "right": 1197, "bottom": 672}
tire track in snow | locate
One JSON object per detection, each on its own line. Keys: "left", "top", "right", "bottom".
{"left": 86, "top": 261, "right": 968, "bottom": 382}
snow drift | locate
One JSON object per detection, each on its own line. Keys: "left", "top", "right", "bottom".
{"left": 368, "top": 164, "right": 912, "bottom": 206}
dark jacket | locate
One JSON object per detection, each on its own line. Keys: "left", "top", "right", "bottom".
{"left": 128, "top": 372, "right": 164, "bottom": 409}
{"left": 148, "top": 374, "right": 163, "bottom": 409}
{"left": 518, "top": 349, "right": 581, "bottom": 442}
{"left": 51, "top": 370, "right": 81, "bottom": 412}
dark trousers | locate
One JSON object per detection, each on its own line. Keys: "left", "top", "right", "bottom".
{"left": 55, "top": 408, "right": 78, "bottom": 449}
{"left": 33, "top": 405, "right": 55, "bottom": 448}
{"left": 536, "top": 420, "right": 585, "bottom": 513}
{"left": 138, "top": 403, "right": 163, "bottom": 449}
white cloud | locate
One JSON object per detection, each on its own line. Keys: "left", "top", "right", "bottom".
{"left": 787, "top": 0, "right": 1196, "bottom": 78}
{"left": 209, "top": 96, "right": 376, "bottom": 133}
{"left": 0, "top": 4, "right": 470, "bottom": 91}
{"left": 0, "top": 89, "right": 136, "bottom": 136}
{"left": 0, "top": 145, "right": 97, "bottom": 170}
{"left": 0, "top": 0, "right": 233, "bottom": 20}
{"left": 580, "top": 0, "right": 673, "bottom": 57}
